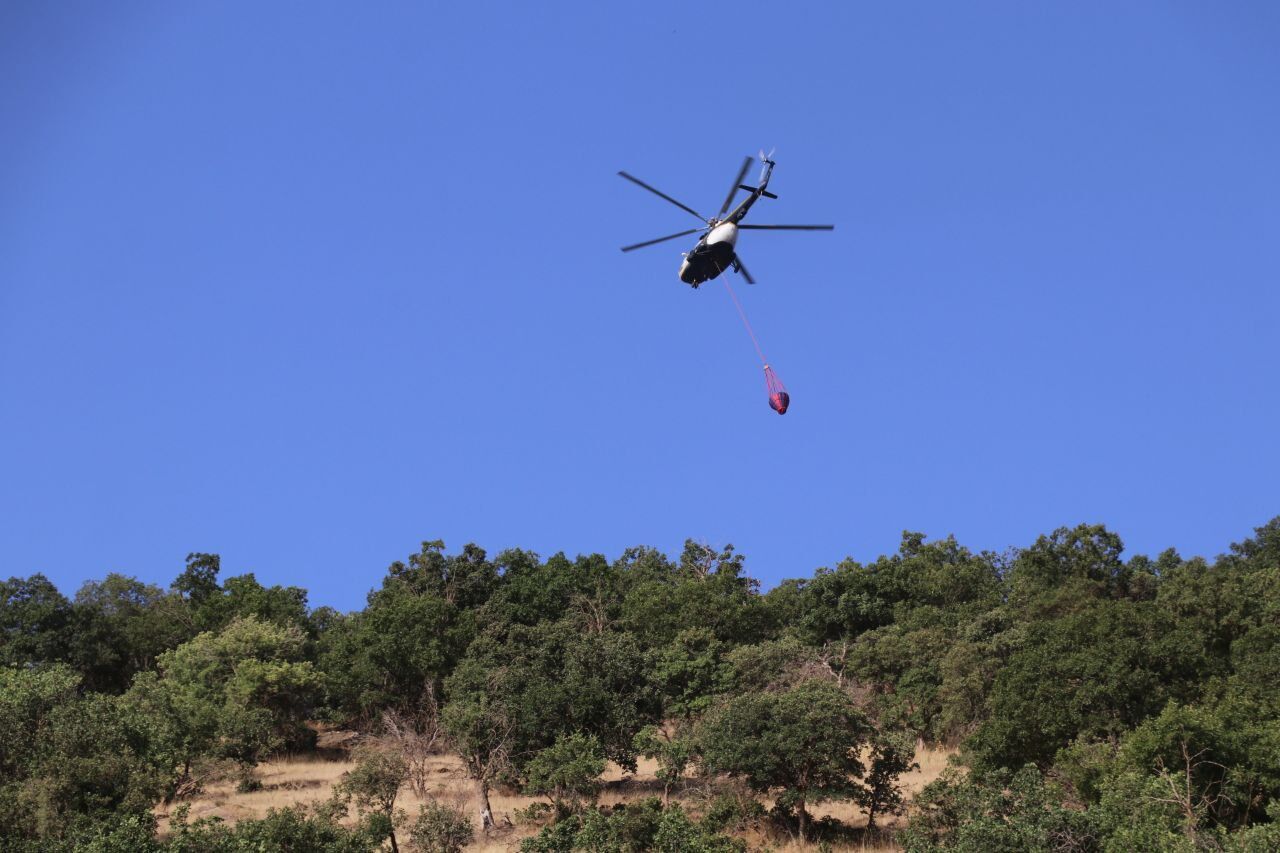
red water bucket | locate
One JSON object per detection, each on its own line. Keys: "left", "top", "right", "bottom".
{"left": 764, "top": 365, "right": 789, "bottom": 415}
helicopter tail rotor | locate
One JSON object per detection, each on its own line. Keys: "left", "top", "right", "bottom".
{"left": 757, "top": 147, "right": 776, "bottom": 187}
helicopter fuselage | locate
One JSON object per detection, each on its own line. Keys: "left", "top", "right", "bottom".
{"left": 678, "top": 181, "right": 769, "bottom": 286}
{"left": 679, "top": 222, "right": 738, "bottom": 287}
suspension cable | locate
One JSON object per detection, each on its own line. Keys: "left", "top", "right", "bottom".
{"left": 722, "top": 277, "right": 767, "bottom": 367}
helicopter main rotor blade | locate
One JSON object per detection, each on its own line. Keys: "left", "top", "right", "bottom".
{"left": 734, "top": 255, "right": 756, "bottom": 285}
{"left": 620, "top": 228, "right": 703, "bottom": 253}
{"left": 617, "top": 171, "right": 707, "bottom": 223}
{"left": 717, "top": 156, "right": 755, "bottom": 218}
{"left": 738, "top": 224, "right": 835, "bottom": 230}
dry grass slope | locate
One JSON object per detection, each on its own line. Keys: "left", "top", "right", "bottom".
{"left": 158, "top": 743, "right": 955, "bottom": 852}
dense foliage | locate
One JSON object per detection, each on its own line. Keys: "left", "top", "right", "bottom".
{"left": 1, "top": 520, "right": 1277, "bottom": 850}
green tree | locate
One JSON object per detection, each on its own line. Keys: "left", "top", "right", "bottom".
{"left": 859, "top": 730, "right": 918, "bottom": 830}
{"left": 320, "top": 583, "right": 466, "bottom": 724}
{"left": 440, "top": 680, "right": 513, "bottom": 827}
{"left": 933, "top": 609, "right": 1017, "bottom": 743}
{"left": 523, "top": 733, "right": 606, "bottom": 812}
{"left": 443, "top": 617, "right": 657, "bottom": 823}
{"left": 320, "top": 542, "right": 492, "bottom": 725}
{"left": 71, "top": 574, "right": 192, "bottom": 693}
{"left": 620, "top": 542, "right": 766, "bottom": 648}
{"left": 649, "top": 628, "right": 734, "bottom": 720}
{"left": 1010, "top": 524, "right": 1127, "bottom": 598}
{"left": 901, "top": 765, "right": 1099, "bottom": 852}
{"left": 445, "top": 619, "right": 656, "bottom": 773}
{"left": 965, "top": 600, "right": 1194, "bottom": 770}
{"left": 137, "top": 616, "right": 320, "bottom": 784}
{"left": 633, "top": 725, "right": 694, "bottom": 806}
{"left": 1091, "top": 699, "right": 1280, "bottom": 844}
{"left": 1, "top": 574, "right": 75, "bottom": 668}
{"left": 19, "top": 692, "right": 170, "bottom": 841}
{"left": 0, "top": 665, "right": 80, "bottom": 838}
{"left": 486, "top": 549, "right": 616, "bottom": 629}
{"left": 697, "top": 679, "right": 874, "bottom": 839}
{"left": 336, "top": 746, "right": 410, "bottom": 853}
{"left": 215, "top": 573, "right": 309, "bottom": 629}
{"left": 847, "top": 622, "right": 951, "bottom": 735}
{"left": 0, "top": 667, "right": 172, "bottom": 844}
{"left": 172, "top": 553, "right": 220, "bottom": 608}
{"left": 725, "top": 636, "right": 821, "bottom": 693}
{"left": 173, "top": 553, "right": 311, "bottom": 634}
{"left": 386, "top": 540, "right": 499, "bottom": 610}
{"left": 792, "top": 558, "right": 891, "bottom": 650}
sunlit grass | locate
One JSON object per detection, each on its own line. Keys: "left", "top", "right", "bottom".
{"left": 159, "top": 741, "right": 957, "bottom": 850}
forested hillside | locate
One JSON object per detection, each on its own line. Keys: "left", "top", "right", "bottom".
{"left": 3, "top": 520, "right": 1279, "bottom": 851}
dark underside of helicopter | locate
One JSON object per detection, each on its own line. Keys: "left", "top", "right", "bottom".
{"left": 680, "top": 241, "right": 736, "bottom": 286}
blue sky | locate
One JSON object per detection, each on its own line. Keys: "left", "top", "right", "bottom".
{"left": 2, "top": 2, "right": 1277, "bottom": 611}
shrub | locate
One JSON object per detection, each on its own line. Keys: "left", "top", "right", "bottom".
{"left": 519, "top": 800, "right": 745, "bottom": 852}
{"left": 700, "top": 790, "right": 766, "bottom": 833}
{"left": 522, "top": 733, "right": 606, "bottom": 811}
{"left": 164, "top": 804, "right": 380, "bottom": 852}
{"left": 408, "top": 800, "right": 473, "bottom": 853}
{"left": 514, "top": 801, "right": 554, "bottom": 825}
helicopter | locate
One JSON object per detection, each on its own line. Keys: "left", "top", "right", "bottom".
{"left": 618, "top": 152, "right": 833, "bottom": 287}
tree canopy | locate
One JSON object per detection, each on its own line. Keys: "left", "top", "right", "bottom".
{"left": 1, "top": 520, "right": 1278, "bottom": 850}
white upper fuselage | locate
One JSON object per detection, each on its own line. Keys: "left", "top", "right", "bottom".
{"left": 707, "top": 221, "right": 739, "bottom": 247}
